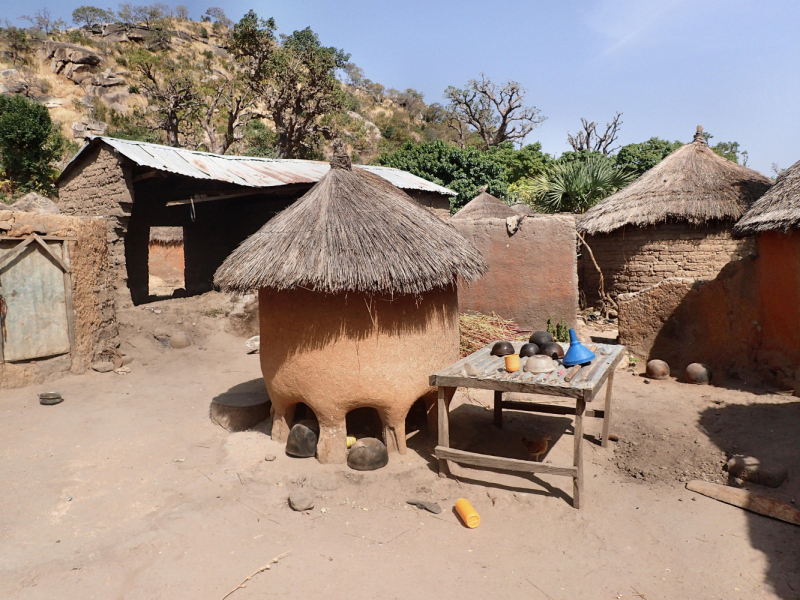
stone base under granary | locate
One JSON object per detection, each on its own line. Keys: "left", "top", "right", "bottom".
{"left": 259, "top": 287, "right": 459, "bottom": 464}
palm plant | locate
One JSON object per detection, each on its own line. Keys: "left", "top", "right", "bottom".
{"left": 509, "top": 156, "right": 636, "bottom": 214}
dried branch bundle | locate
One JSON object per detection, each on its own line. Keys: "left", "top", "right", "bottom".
{"left": 459, "top": 311, "right": 528, "bottom": 357}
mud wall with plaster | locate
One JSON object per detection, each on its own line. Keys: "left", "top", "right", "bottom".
{"left": 148, "top": 241, "right": 184, "bottom": 287}
{"left": 405, "top": 190, "right": 452, "bottom": 219}
{"left": 580, "top": 222, "right": 754, "bottom": 308}
{"left": 0, "top": 210, "right": 118, "bottom": 388}
{"left": 260, "top": 286, "right": 459, "bottom": 464}
{"left": 451, "top": 215, "right": 578, "bottom": 330}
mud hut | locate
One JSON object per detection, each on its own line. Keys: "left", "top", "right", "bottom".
{"left": 214, "top": 150, "right": 487, "bottom": 463}
{"left": 735, "top": 159, "right": 800, "bottom": 369}
{"left": 451, "top": 188, "right": 516, "bottom": 221}
{"left": 577, "top": 126, "right": 772, "bottom": 307}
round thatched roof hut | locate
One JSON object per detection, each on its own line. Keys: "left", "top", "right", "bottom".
{"left": 734, "top": 160, "right": 800, "bottom": 369}
{"left": 451, "top": 188, "right": 516, "bottom": 221}
{"left": 576, "top": 126, "right": 772, "bottom": 307}
{"left": 215, "top": 151, "right": 486, "bottom": 463}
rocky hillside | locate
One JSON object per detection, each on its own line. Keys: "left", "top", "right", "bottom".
{"left": 0, "top": 19, "right": 454, "bottom": 165}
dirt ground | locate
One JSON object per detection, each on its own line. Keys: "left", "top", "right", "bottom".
{"left": 1, "top": 293, "right": 799, "bottom": 600}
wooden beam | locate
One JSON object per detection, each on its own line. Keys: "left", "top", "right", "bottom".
{"left": 0, "top": 236, "right": 35, "bottom": 271}
{"left": 573, "top": 396, "right": 586, "bottom": 509}
{"left": 493, "top": 390, "right": 503, "bottom": 429}
{"left": 62, "top": 241, "right": 76, "bottom": 356}
{"left": 32, "top": 234, "right": 70, "bottom": 273}
{"left": 601, "top": 370, "right": 615, "bottom": 448}
{"left": 434, "top": 446, "right": 577, "bottom": 477}
{"left": 500, "top": 400, "right": 604, "bottom": 419}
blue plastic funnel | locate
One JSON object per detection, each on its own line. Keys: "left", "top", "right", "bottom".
{"left": 562, "top": 329, "right": 596, "bottom": 367}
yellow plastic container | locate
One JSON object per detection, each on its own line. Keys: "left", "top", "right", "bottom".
{"left": 504, "top": 354, "right": 520, "bottom": 373}
{"left": 455, "top": 498, "right": 480, "bottom": 528}
{"left": 346, "top": 436, "right": 357, "bottom": 449}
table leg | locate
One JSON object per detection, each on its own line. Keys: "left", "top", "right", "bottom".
{"left": 438, "top": 387, "right": 456, "bottom": 477}
{"left": 601, "top": 370, "right": 615, "bottom": 449}
{"left": 573, "top": 395, "right": 586, "bottom": 509}
{"left": 493, "top": 390, "right": 503, "bottom": 429}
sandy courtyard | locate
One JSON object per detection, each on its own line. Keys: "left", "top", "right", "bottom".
{"left": 1, "top": 312, "right": 799, "bottom": 600}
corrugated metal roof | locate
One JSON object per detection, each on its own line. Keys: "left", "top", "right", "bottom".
{"left": 59, "top": 137, "right": 456, "bottom": 196}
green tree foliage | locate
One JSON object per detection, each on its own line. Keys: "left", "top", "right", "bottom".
{"left": 485, "top": 142, "right": 550, "bottom": 185}
{"left": 240, "top": 120, "right": 277, "bottom": 157}
{"left": 614, "top": 137, "right": 683, "bottom": 176}
{"left": 230, "top": 11, "right": 350, "bottom": 158}
{"left": 510, "top": 156, "right": 636, "bottom": 214}
{"left": 375, "top": 140, "right": 508, "bottom": 212}
{"left": 1, "top": 25, "right": 30, "bottom": 65}
{"left": 0, "top": 95, "right": 66, "bottom": 194}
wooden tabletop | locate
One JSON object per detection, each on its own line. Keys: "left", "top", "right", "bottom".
{"left": 430, "top": 341, "right": 626, "bottom": 401}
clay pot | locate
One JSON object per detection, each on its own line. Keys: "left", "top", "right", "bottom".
{"left": 538, "top": 342, "right": 564, "bottom": 360}
{"left": 529, "top": 331, "right": 554, "bottom": 347}
{"left": 685, "top": 363, "right": 712, "bottom": 385}
{"left": 491, "top": 341, "right": 515, "bottom": 356}
{"left": 286, "top": 420, "right": 320, "bottom": 457}
{"left": 519, "top": 343, "right": 539, "bottom": 358}
{"left": 646, "top": 359, "right": 670, "bottom": 380}
{"left": 524, "top": 355, "right": 557, "bottom": 374}
{"left": 347, "top": 437, "right": 389, "bottom": 471}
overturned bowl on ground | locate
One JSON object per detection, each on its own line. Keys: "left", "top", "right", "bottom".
{"left": 518, "top": 343, "right": 539, "bottom": 358}
{"left": 490, "top": 341, "right": 515, "bottom": 357}
{"left": 538, "top": 342, "right": 565, "bottom": 360}
{"left": 524, "top": 355, "right": 557, "bottom": 374}
{"left": 529, "top": 331, "right": 554, "bottom": 347}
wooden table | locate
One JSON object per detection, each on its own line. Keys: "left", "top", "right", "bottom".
{"left": 430, "top": 341, "right": 626, "bottom": 508}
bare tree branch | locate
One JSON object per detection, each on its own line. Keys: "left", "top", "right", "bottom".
{"left": 567, "top": 112, "right": 623, "bottom": 154}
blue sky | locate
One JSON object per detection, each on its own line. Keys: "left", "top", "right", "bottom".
{"left": 3, "top": 0, "right": 798, "bottom": 175}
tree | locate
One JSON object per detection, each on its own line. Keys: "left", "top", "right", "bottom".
{"left": 567, "top": 112, "right": 623, "bottom": 154}
{"left": 485, "top": 142, "right": 550, "bottom": 185}
{"left": 204, "top": 7, "right": 231, "bottom": 27}
{"left": 230, "top": 11, "right": 350, "bottom": 158}
{"left": 116, "top": 3, "right": 169, "bottom": 28}
{"left": 614, "top": 137, "right": 683, "bottom": 176}
{"left": 0, "top": 95, "right": 66, "bottom": 194}
{"left": 510, "top": 156, "right": 635, "bottom": 214}
{"left": 1, "top": 23, "right": 30, "bottom": 65}
{"left": 174, "top": 5, "right": 189, "bottom": 20}
{"left": 195, "top": 67, "right": 257, "bottom": 154}
{"left": 444, "top": 74, "right": 545, "bottom": 150}
{"left": 21, "top": 8, "right": 55, "bottom": 35}
{"left": 375, "top": 140, "right": 508, "bottom": 212}
{"left": 71, "top": 6, "right": 114, "bottom": 26}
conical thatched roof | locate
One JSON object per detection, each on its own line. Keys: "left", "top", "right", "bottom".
{"left": 451, "top": 189, "right": 516, "bottom": 220}
{"left": 734, "top": 160, "right": 800, "bottom": 234}
{"left": 149, "top": 226, "right": 183, "bottom": 243}
{"left": 214, "top": 152, "right": 487, "bottom": 295}
{"left": 577, "top": 127, "right": 772, "bottom": 235}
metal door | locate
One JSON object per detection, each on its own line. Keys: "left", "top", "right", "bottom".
{"left": 0, "top": 235, "right": 73, "bottom": 362}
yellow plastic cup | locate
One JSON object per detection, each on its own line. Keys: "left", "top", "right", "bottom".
{"left": 346, "top": 436, "right": 357, "bottom": 449}
{"left": 504, "top": 354, "right": 520, "bottom": 373}
{"left": 455, "top": 498, "right": 480, "bottom": 528}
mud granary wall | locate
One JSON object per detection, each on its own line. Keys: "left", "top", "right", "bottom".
{"left": 580, "top": 222, "right": 754, "bottom": 308}
{"left": 0, "top": 210, "right": 118, "bottom": 388}
{"left": 451, "top": 214, "right": 578, "bottom": 330}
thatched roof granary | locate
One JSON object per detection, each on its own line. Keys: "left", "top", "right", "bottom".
{"left": 215, "top": 150, "right": 486, "bottom": 464}
{"left": 575, "top": 126, "right": 772, "bottom": 307}
{"left": 148, "top": 226, "right": 183, "bottom": 244}
{"left": 451, "top": 189, "right": 516, "bottom": 221}
{"left": 734, "top": 160, "right": 800, "bottom": 234}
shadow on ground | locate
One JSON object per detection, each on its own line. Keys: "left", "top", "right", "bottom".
{"left": 700, "top": 400, "right": 800, "bottom": 599}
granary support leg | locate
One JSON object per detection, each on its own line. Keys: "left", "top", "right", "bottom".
{"left": 270, "top": 403, "right": 296, "bottom": 444}
{"left": 381, "top": 410, "right": 407, "bottom": 455}
{"left": 316, "top": 416, "right": 348, "bottom": 464}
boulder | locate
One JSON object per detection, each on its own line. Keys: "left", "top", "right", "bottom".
{"left": 169, "top": 332, "right": 192, "bottom": 349}
{"left": 347, "top": 438, "right": 389, "bottom": 471}
{"left": 285, "top": 420, "right": 319, "bottom": 458}
{"left": 685, "top": 363, "right": 712, "bottom": 385}
{"left": 44, "top": 42, "right": 101, "bottom": 75}
{"left": 92, "top": 361, "right": 114, "bottom": 373}
{"left": 646, "top": 359, "right": 670, "bottom": 380}
{"left": 91, "top": 70, "right": 125, "bottom": 87}
{"left": 9, "top": 192, "right": 59, "bottom": 215}
{"left": 288, "top": 490, "right": 315, "bottom": 511}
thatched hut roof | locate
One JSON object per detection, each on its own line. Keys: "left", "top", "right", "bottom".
{"left": 149, "top": 226, "right": 184, "bottom": 243}
{"left": 734, "top": 160, "right": 800, "bottom": 234}
{"left": 8, "top": 192, "right": 59, "bottom": 215}
{"left": 577, "top": 127, "right": 772, "bottom": 235}
{"left": 214, "top": 152, "right": 487, "bottom": 295}
{"left": 451, "top": 189, "right": 516, "bottom": 221}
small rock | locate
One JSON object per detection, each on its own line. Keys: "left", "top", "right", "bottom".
{"left": 685, "top": 363, "right": 712, "bottom": 385}
{"left": 347, "top": 437, "right": 389, "bottom": 471}
{"left": 92, "top": 361, "right": 114, "bottom": 373}
{"left": 607, "top": 433, "right": 620, "bottom": 442}
{"left": 644, "top": 379, "right": 651, "bottom": 384}
{"left": 152, "top": 327, "right": 170, "bottom": 341}
{"left": 726, "top": 455, "right": 787, "bottom": 488}
{"left": 286, "top": 420, "right": 319, "bottom": 458}
{"left": 169, "top": 332, "right": 192, "bottom": 349}
{"left": 264, "top": 454, "right": 276, "bottom": 462}
{"left": 646, "top": 359, "right": 670, "bottom": 380}
{"left": 288, "top": 490, "right": 315, "bottom": 511}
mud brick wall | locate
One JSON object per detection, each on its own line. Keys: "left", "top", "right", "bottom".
{"left": 58, "top": 145, "right": 134, "bottom": 303}
{"left": 405, "top": 190, "right": 452, "bottom": 220}
{"left": 580, "top": 222, "right": 755, "bottom": 308}
{"left": 451, "top": 215, "right": 578, "bottom": 331}
{"left": 0, "top": 211, "right": 118, "bottom": 388}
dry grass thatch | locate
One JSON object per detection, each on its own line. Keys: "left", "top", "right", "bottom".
{"left": 451, "top": 189, "right": 516, "bottom": 221}
{"left": 459, "top": 311, "right": 529, "bottom": 357}
{"left": 734, "top": 159, "right": 800, "bottom": 234}
{"left": 149, "top": 226, "right": 184, "bottom": 243}
{"left": 9, "top": 192, "right": 60, "bottom": 215}
{"left": 214, "top": 153, "right": 487, "bottom": 295}
{"left": 577, "top": 127, "right": 772, "bottom": 235}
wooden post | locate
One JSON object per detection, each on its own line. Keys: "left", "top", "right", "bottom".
{"left": 493, "top": 390, "right": 503, "bottom": 429}
{"left": 573, "top": 395, "right": 586, "bottom": 509}
{"left": 437, "top": 387, "right": 456, "bottom": 477}
{"left": 601, "top": 369, "right": 615, "bottom": 448}
{"left": 61, "top": 241, "right": 76, "bottom": 357}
